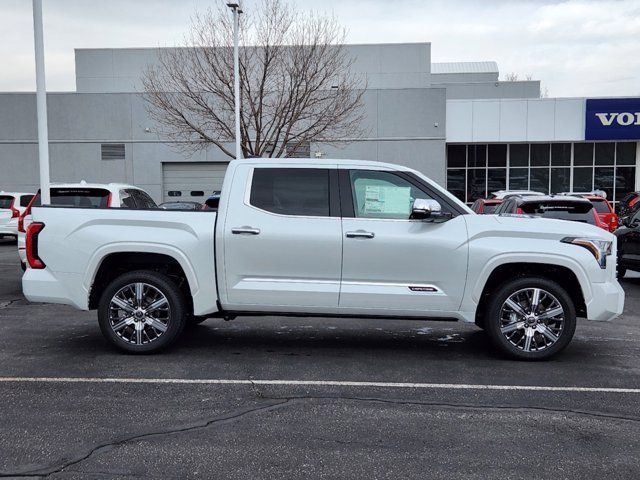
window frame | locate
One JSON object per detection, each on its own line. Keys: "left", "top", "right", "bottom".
{"left": 244, "top": 166, "right": 340, "bottom": 218}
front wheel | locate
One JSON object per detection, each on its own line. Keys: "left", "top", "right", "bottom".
{"left": 98, "top": 270, "right": 187, "bottom": 353}
{"left": 484, "top": 277, "right": 577, "bottom": 360}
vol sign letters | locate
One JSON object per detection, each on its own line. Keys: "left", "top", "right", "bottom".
{"left": 585, "top": 98, "right": 640, "bottom": 140}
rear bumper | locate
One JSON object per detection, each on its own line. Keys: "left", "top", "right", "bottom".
{"left": 586, "top": 280, "right": 625, "bottom": 321}
{"left": 22, "top": 268, "right": 88, "bottom": 310}
{"left": 0, "top": 223, "right": 17, "bottom": 236}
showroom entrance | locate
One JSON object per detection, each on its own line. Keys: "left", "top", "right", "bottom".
{"left": 162, "top": 162, "right": 229, "bottom": 203}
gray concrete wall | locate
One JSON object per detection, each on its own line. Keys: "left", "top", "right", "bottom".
{"left": 75, "top": 43, "right": 432, "bottom": 93}
{"left": 0, "top": 84, "right": 447, "bottom": 201}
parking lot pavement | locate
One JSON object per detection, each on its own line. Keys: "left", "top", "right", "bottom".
{"left": 1, "top": 238, "right": 639, "bottom": 479}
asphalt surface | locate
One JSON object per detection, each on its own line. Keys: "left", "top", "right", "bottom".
{"left": 0, "top": 237, "right": 639, "bottom": 479}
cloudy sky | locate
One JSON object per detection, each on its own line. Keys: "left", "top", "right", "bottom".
{"left": 1, "top": 0, "right": 639, "bottom": 97}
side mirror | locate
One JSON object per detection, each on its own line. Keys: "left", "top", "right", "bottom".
{"left": 410, "top": 198, "right": 451, "bottom": 222}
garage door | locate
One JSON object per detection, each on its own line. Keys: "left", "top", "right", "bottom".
{"left": 162, "top": 162, "right": 229, "bottom": 203}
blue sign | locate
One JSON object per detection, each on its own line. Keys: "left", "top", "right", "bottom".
{"left": 585, "top": 98, "right": 640, "bottom": 140}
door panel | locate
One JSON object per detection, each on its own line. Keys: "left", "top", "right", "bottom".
{"left": 222, "top": 164, "right": 342, "bottom": 310}
{"left": 339, "top": 168, "right": 469, "bottom": 314}
{"left": 340, "top": 216, "right": 468, "bottom": 312}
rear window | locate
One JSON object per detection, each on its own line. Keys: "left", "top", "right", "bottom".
{"left": 483, "top": 204, "right": 499, "bottom": 214}
{"left": 590, "top": 199, "right": 611, "bottom": 214}
{"left": 32, "top": 188, "right": 110, "bottom": 208}
{"left": 520, "top": 201, "right": 596, "bottom": 224}
{"left": 0, "top": 196, "right": 13, "bottom": 209}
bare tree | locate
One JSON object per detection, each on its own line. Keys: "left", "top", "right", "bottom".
{"left": 142, "top": 0, "right": 366, "bottom": 159}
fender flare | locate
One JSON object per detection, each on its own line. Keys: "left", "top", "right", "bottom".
{"left": 471, "top": 252, "right": 593, "bottom": 304}
{"left": 83, "top": 241, "right": 200, "bottom": 296}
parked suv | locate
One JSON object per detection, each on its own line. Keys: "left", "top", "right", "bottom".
{"left": 0, "top": 192, "right": 34, "bottom": 238}
{"left": 494, "top": 195, "right": 607, "bottom": 229}
{"left": 615, "top": 208, "right": 640, "bottom": 278}
{"left": 18, "top": 183, "right": 156, "bottom": 269}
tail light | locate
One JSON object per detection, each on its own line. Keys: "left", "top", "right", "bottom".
{"left": 592, "top": 209, "right": 608, "bottom": 230}
{"left": 608, "top": 214, "right": 619, "bottom": 232}
{"left": 26, "top": 222, "right": 46, "bottom": 269}
{"left": 516, "top": 207, "right": 523, "bottom": 214}
{"left": 106, "top": 192, "right": 112, "bottom": 207}
{"left": 629, "top": 196, "right": 640, "bottom": 208}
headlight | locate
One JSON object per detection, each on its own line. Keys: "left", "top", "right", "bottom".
{"left": 561, "top": 237, "right": 612, "bottom": 269}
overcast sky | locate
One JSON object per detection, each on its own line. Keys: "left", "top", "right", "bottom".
{"left": 1, "top": 0, "right": 639, "bottom": 97}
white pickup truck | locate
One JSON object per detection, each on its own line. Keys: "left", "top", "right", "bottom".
{"left": 22, "top": 158, "right": 624, "bottom": 360}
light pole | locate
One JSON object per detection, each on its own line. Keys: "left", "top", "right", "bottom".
{"left": 227, "top": 2, "right": 242, "bottom": 160}
{"left": 32, "top": 0, "right": 51, "bottom": 204}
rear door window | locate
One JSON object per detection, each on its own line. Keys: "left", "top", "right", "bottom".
{"left": 20, "top": 195, "right": 34, "bottom": 207}
{"left": 120, "top": 190, "right": 137, "bottom": 209}
{"left": 249, "top": 168, "right": 330, "bottom": 217}
{"left": 0, "top": 196, "right": 13, "bottom": 209}
{"left": 47, "top": 188, "right": 110, "bottom": 208}
{"left": 131, "top": 190, "right": 157, "bottom": 209}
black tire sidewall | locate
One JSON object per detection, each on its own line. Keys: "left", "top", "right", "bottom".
{"left": 485, "top": 277, "right": 577, "bottom": 361}
{"left": 98, "top": 270, "right": 186, "bottom": 353}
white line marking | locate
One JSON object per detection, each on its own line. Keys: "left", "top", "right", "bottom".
{"left": 0, "top": 377, "right": 638, "bottom": 393}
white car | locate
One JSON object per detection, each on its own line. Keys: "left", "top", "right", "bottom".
{"left": 17, "top": 182, "right": 156, "bottom": 269}
{"left": 490, "top": 190, "right": 545, "bottom": 200}
{"left": 0, "top": 192, "right": 35, "bottom": 238}
{"left": 22, "top": 159, "right": 624, "bottom": 360}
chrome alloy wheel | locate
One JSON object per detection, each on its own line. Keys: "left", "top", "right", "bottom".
{"left": 499, "top": 287, "right": 565, "bottom": 353}
{"left": 108, "top": 282, "right": 171, "bottom": 346}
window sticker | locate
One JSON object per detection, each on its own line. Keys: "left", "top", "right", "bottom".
{"left": 362, "top": 185, "right": 412, "bottom": 216}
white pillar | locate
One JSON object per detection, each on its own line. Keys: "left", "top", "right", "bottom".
{"left": 232, "top": 7, "right": 242, "bottom": 159}
{"left": 32, "top": 0, "right": 51, "bottom": 204}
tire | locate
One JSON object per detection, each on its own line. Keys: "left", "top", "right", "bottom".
{"left": 484, "top": 277, "right": 577, "bottom": 361}
{"left": 98, "top": 270, "right": 187, "bottom": 353}
{"left": 617, "top": 266, "right": 626, "bottom": 279}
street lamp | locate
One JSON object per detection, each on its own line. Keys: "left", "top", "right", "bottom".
{"left": 227, "top": 2, "right": 242, "bottom": 160}
{"left": 32, "top": 0, "right": 51, "bottom": 204}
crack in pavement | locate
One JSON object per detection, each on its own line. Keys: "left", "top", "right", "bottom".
{"left": 0, "top": 299, "right": 20, "bottom": 309}
{"left": 2, "top": 393, "right": 639, "bottom": 478}
{"left": 0, "top": 399, "right": 291, "bottom": 479}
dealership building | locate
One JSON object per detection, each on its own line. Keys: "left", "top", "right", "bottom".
{"left": 0, "top": 42, "right": 638, "bottom": 205}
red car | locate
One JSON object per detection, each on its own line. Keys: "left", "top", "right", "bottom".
{"left": 471, "top": 198, "right": 503, "bottom": 214}
{"left": 561, "top": 193, "right": 619, "bottom": 232}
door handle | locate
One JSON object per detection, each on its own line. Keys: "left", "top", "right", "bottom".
{"left": 345, "top": 230, "right": 375, "bottom": 239}
{"left": 231, "top": 226, "right": 261, "bottom": 235}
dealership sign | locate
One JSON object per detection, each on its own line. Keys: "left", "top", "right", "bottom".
{"left": 585, "top": 98, "right": 640, "bottom": 140}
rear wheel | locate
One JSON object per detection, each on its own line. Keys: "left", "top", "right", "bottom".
{"left": 98, "top": 270, "right": 186, "bottom": 353}
{"left": 484, "top": 277, "right": 576, "bottom": 360}
{"left": 617, "top": 266, "right": 626, "bottom": 279}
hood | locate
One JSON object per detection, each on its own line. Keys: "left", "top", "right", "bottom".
{"left": 465, "top": 214, "right": 614, "bottom": 242}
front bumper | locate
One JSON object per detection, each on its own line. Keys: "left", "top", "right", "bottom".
{"left": 586, "top": 279, "right": 625, "bottom": 321}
